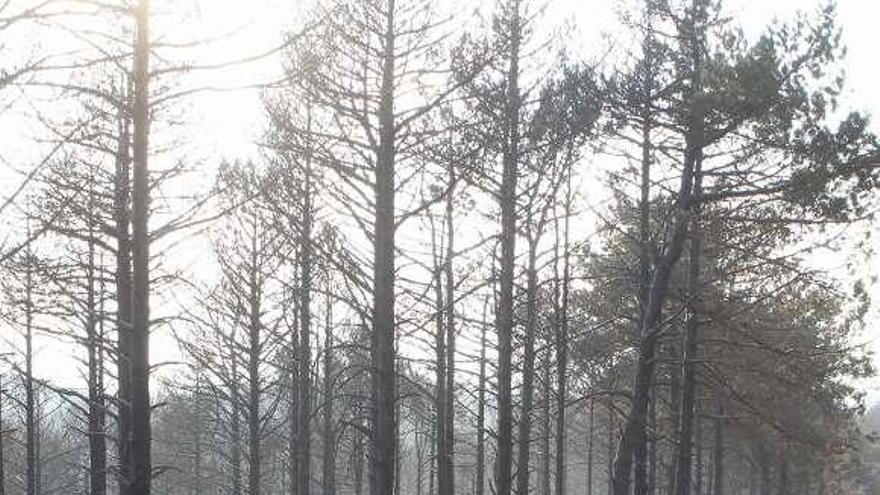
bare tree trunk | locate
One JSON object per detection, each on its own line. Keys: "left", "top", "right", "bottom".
{"left": 369, "top": 2, "right": 398, "bottom": 494}
{"left": 695, "top": 414, "right": 703, "bottom": 495}
{"left": 354, "top": 417, "right": 364, "bottom": 495}
{"left": 129, "top": 0, "right": 152, "bottom": 492}
{"left": 114, "top": 88, "right": 133, "bottom": 495}
{"left": 443, "top": 166, "right": 456, "bottom": 495}
{"left": 607, "top": 405, "right": 614, "bottom": 495}
{"left": 540, "top": 354, "right": 551, "bottom": 495}
{"left": 87, "top": 184, "right": 107, "bottom": 495}
{"left": 672, "top": 214, "right": 703, "bottom": 495}
{"left": 586, "top": 400, "right": 593, "bottom": 495}
{"left": 778, "top": 460, "right": 788, "bottom": 495}
{"left": 0, "top": 375, "right": 5, "bottom": 495}
{"left": 428, "top": 419, "right": 436, "bottom": 495}
{"left": 433, "top": 225, "right": 447, "bottom": 495}
{"left": 25, "top": 235, "right": 37, "bottom": 495}
{"left": 712, "top": 403, "right": 723, "bottom": 495}
{"left": 476, "top": 300, "right": 487, "bottom": 495}
{"left": 648, "top": 389, "right": 656, "bottom": 495}
{"left": 297, "top": 102, "right": 314, "bottom": 495}
{"left": 496, "top": 2, "right": 522, "bottom": 494}
{"left": 227, "top": 341, "right": 243, "bottom": 495}
{"left": 232, "top": 385, "right": 243, "bottom": 495}
{"left": 322, "top": 290, "right": 336, "bottom": 495}
{"left": 515, "top": 237, "right": 539, "bottom": 495}
{"left": 247, "top": 240, "right": 263, "bottom": 495}
{"left": 633, "top": 38, "right": 654, "bottom": 495}
{"left": 193, "top": 377, "right": 203, "bottom": 495}
{"left": 416, "top": 419, "right": 424, "bottom": 495}
{"left": 555, "top": 167, "right": 572, "bottom": 495}
{"left": 289, "top": 265, "right": 300, "bottom": 495}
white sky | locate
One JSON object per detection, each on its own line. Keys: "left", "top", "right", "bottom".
{"left": 7, "top": 0, "right": 880, "bottom": 403}
{"left": 180, "top": 0, "right": 880, "bottom": 398}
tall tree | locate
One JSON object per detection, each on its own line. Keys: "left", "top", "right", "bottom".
{"left": 129, "top": 0, "right": 152, "bottom": 492}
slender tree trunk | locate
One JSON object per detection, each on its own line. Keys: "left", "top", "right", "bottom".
{"left": 228, "top": 338, "right": 243, "bottom": 495}
{"left": 354, "top": 417, "right": 364, "bottom": 495}
{"left": 712, "top": 403, "right": 723, "bottom": 495}
{"left": 0, "top": 375, "right": 5, "bottom": 495}
{"left": 395, "top": 392, "right": 402, "bottom": 495}
{"left": 586, "top": 400, "right": 593, "bottom": 495}
{"left": 476, "top": 301, "right": 487, "bottom": 495}
{"left": 193, "top": 377, "right": 203, "bottom": 495}
{"left": 416, "top": 419, "right": 424, "bottom": 495}
{"left": 695, "top": 415, "right": 703, "bottom": 495}
{"left": 778, "top": 460, "right": 788, "bottom": 495}
{"left": 428, "top": 419, "right": 436, "bottom": 495}
{"left": 555, "top": 166, "right": 572, "bottom": 495}
{"left": 297, "top": 102, "right": 314, "bottom": 495}
{"left": 33, "top": 390, "right": 42, "bottom": 495}
{"left": 607, "top": 405, "right": 614, "bottom": 495}
{"left": 369, "top": 2, "right": 398, "bottom": 494}
{"left": 322, "top": 290, "right": 336, "bottom": 495}
{"left": 232, "top": 385, "right": 243, "bottom": 495}
{"left": 515, "top": 237, "right": 540, "bottom": 495}
{"left": 667, "top": 341, "right": 681, "bottom": 492}
{"left": 114, "top": 83, "right": 133, "bottom": 495}
{"left": 289, "top": 265, "right": 300, "bottom": 495}
{"left": 754, "top": 443, "right": 770, "bottom": 495}
{"left": 433, "top": 231, "right": 447, "bottom": 495}
{"left": 634, "top": 18, "right": 655, "bottom": 495}
{"left": 540, "top": 355, "right": 551, "bottom": 495}
{"left": 25, "top": 236, "right": 37, "bottom": 495}
{"left": 496, "top": 3, "right": 522, "bottom": 495}
{"left": 247, "top": 240, "right": 263, "bottom": 495}
{"left": 87, "top": 189, "right": 107, "bottom": 495}
{"left": 129, "top": 0, "right": 152, "bottom": 492}
{"left": 648, "top": 386, "right": 656, "bottom": 495}
{"left": 443, "top": 167, "right": 456, "bottom": 495}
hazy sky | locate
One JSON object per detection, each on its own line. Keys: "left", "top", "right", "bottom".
{"left": 9, "top": 0, "right": 880, "bottom": 399}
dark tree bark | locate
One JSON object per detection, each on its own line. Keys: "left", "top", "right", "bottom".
{"left": 0, "top": 375, "right": 5, "bottom": 495}
{"left": 672, "top": 191, "right": 704, "bottom": 495}
{"left": 231, "top": 377, "right": 244, "bottom": 495}
{"left": 113, "top": 91, "right": 133, "bottom": 495}
{"left": 586, "top": 399, "right": 594, "bottom": 495}
{"left": 515, "top": 236, "right": 539, "bottom": 495}
{"left": 496, "top": 3, "right": 522, "bottom": 495}
{"left": 607, "top": 405, "right": 614, "bottom": 495}
{"left": 555, "top": 167, "right": 572, "bottom": 495}
{"left": 87, "top": 183, "right": 107, "bottom": 495}
{"left": 369, "top": 2, "right": 398, "bottom": 494}
{"left": 247, "top": 233, "right": 263, "bottom": 495}
{"left": 476, "top": 300, "right": 488, "bottom": 495}
{"left": 633, "top": 12, "right": 656, "bottom": 495}
{"left": 25, "top": 237, "right": 37, "bottom": 495}
{"left": 433, "top": 234, "right": 447, "bottom": 495}
{"left": 296, "top": 103, "right": 314, "bottom": 495}
{"left": 289, "top": 262, "right": 300, "bottom": 495}
{"left": 442, "top": 166, "right": 456, "bottom": 495}
{"left": 129, "top": 0, "right": 152, "bottom": 492}
{"left": 540, "top": 353, "right": 551, "bottom": 495}
{"left": 712, "top": 402, "right": 723, "bottom": 495}
{"left": 778, "top": 460, "right": 788, "bottom": 495}
{"left": 322, "top": 289, "right": 336, "bottom": 495}
{"left": 354, "top": 416, "right": 364, "bottom": 495}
